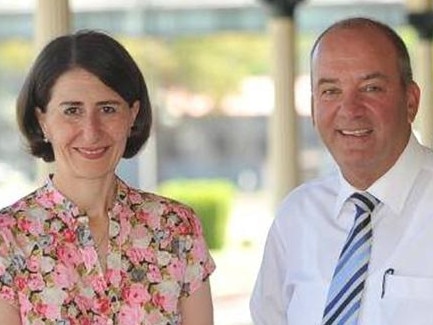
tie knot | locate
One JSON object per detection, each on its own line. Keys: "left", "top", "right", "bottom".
{"left": 350, "top": 192, "right": 380, "bottom": 214}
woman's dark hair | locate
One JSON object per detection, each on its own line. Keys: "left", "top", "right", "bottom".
{"left": 17, "top": 30, "right": 152, "bottom": 162}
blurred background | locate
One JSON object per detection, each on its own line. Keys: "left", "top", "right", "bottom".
{"left": 0, "top": 0, "right": 431, "bottom": 324}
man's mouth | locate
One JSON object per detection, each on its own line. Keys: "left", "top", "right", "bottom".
{"left": 339, "top": 129, "right": 372, "bottom": 136}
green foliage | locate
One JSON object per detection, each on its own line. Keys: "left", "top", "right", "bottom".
{"left": 0, "top": 39, "right": 33, "bottom": 72}
{"left": 158, "top": 178, "right": 235, "bottom": 250}
{"left": 171, "top": 33, "right": 270, "bottom": 102}
{"left": 120, "top": 37, "right": 178, "bottom": 88}
{"left": 119, "top": 33, "right": 270, "bottom": 108}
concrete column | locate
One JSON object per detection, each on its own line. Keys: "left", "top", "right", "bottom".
{"left": 35, "top": 0, "right": 71, "bottom": 182}
{"left": 36, "top": 0, "right": 70, "bottom": 50}
{"left": 260, "top": 0, "right": 304, "bottom": 209}
{"left": 407, "top": 0, "right": 433, "bottom": 147}
{"left": 268, "top": 17, "right": 299, "bottom": 208}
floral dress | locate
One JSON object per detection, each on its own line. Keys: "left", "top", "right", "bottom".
{"left": 0, "top": 177, "right": 215, "bottom": 324}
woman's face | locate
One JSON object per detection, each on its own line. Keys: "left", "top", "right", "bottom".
{"left": 37, "top": 68, "right": 139, "bottom": 182}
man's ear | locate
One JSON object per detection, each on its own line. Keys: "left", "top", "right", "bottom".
{"left": 311, "top": 96, "right": 316, "bottom": 127}
{"left": 407, "top": 81, "right": 420, "bottom": 123}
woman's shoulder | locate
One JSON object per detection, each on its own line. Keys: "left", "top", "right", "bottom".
{"left": 121, "top": 184, "right": 200, "bottom": 230}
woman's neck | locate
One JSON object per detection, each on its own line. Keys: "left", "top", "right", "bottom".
{"left": 51, "top": 173, "right": 117, "bottom": 219}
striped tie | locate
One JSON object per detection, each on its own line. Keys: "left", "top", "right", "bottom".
{"left": 322, "top": 192, "right": 380, "bottom": 325}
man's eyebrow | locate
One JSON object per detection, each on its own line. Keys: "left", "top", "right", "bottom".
{"left": 317, "top": 78, "right": 339, "bottom": 87}
{"left": 316, "top": 73, "right": 389, "bottom": 87}
{"left": 361, "top": 72, "right": 389, "bottom": 81}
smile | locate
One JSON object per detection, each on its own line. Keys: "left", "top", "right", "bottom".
{"left": 75, "top": 147, "right": 109, "bottom": 158}
{"left": 339, "top": 129, "right": 372, "bottom": 136}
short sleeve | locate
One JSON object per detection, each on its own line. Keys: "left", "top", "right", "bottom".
{"left": 176, "top": 206, "right": 216, "bottom": 296}
{"left": 0, "top": 214, "right": 20, "bottom": 307}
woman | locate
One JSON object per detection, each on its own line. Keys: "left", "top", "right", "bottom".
{"left": 0, "top": 30, "right": 215, "bottom": 324}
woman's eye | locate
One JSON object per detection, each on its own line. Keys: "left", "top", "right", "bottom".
{"left": 101, "top": 106, "right": 117, "bottom": 113}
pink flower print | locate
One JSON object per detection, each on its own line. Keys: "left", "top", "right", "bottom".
{"left": 15, "top": 275, "right": 27, "bottom": 291}
{"left": 28, "top": 273, "right": 45, "bottom": 291}
{"left": 177, "top": 223, "right": 191, "bottom": 236}
{"left": 128, "top": 191, "right": 143, "bottom": 204}
{"left": 192, "top": 237, "right": 207, "bottom": 261}
{"left": 93, "top": 314, "right": 110, "bottom": 325}
{"left": 106, "top": 269, "right": 122, "bottom": 286}
{"left": 38, "top": 189, "right": 63, "bottom": 208}
{"left": 57, "top": 244, "right": 82, "bottom": 266}
{"left": 118, "top": 304, "right": 145, "bottom": 324}
{"left": 142, "top": 247, "right": 157, "bottom": 263}
{"left": 0, "top": 286, "right": 15, "bottom": 301}
{"left": 44, "top": 303, "right": 61, "bottom": 320}
{"left": 94, "top": 296, "right": 110, "bottom": 315}
{"left": 147, "top": 264, "right": 163, "bottom": 283}
{"left": 27, "top": 256, "right": 40, "bottom": 273}
{"left": 89, "top": 275, "right": 107, "bottom": 294}
{"left": 130, "top": 224, "right": 147, "bottom": 241}
{"left": 17, "top": 292, "right": 32, "bottom": 317}
{"left": 167, "top": 258, "right": 185, "bottom": 281}
{"left": 0, "top": 214, "right": 16, "bottom": 228}
{"left": 29, "top": 218, "right": 44, "bottom": 236}
{"left": 16, "top": 218, "right": 32, "bottom": 232}
{"left": 125, "top": 247, "right": 146, "bottom": 265}
{"left": 80, "top": 246, "right": 98, "bottom": 270}
{"left": 112, "top": 204, "right": 133, "bottom": 225}
{"left": 146, "top": 310, "right": 165, "bottom": 324}
{"left": 53, "top": 264, "right": 78, "bottom": 289}
{"left": 152, "top": 291, "right": 178, "bottom": 312}
{"left": 122, "top": 283, "right": 151, "bottom": 305}
{"left": 63, "top": 228, "right": 76, "bottom": 243}
{"left": 137, "top": 209, "right": 160, "bottom": 229}
{"left": 34, "top": 303, "right": 53, "bottom": 320}
{"left": 34, "top": 302, "right": 46, "bottom": 316}
{"left": 75, "top": 295, "right": 93, "bottom": 312}
{"left": 119, "top": 219, "right": 132, "bottom": 245}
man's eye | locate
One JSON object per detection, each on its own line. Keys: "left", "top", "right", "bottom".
{"left": 363, "top": 85, "right": 383, "bottom": 92}
{"left": 64, "top": 107, "right": 80, "bottom": 115}
{"left": 321, "top": 88, "right": 341, "bottom": 96}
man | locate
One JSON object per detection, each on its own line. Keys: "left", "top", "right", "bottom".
{"left": 250, "top": 17, "right": 433, "bottom": 324}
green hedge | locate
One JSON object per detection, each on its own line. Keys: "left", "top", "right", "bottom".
{"left": 158, "top": 179, "right": 234, "bottom": 250}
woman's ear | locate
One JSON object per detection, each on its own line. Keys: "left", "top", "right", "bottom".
{"left": 130, "top": 100, "right": 140, "bottom": 127}
{"left": 35, "top": 107, "right": 48, "bottom": 138}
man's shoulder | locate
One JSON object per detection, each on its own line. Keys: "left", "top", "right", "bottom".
{"left": 286, "top": 172, "right": 339, "bottom": 200}
{"left": 275, "top": 172, "right": 339, "bottom": 216}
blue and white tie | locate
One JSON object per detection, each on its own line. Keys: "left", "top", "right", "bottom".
{"left": 322, "top": 192, "right": 380, "bottom": 325}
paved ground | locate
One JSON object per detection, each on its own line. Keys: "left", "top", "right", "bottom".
{"left": 211, "top": 192, "right": 274, "bottom": 325}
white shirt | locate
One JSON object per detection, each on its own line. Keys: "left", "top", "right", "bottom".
{"left": 250, "top": 134, "right": 433, "bottom": 325}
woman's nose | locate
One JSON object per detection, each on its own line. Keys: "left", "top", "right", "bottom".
{"left": 81, "top": 114, "right": 102, "bottom": 141}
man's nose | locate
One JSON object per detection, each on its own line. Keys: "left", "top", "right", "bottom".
{"left": 340, "top": 91, "right": 365, "bottom": 117}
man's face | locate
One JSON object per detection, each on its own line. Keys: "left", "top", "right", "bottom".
{"left": 311, "top": 26, "right": 419, "bottom": 189}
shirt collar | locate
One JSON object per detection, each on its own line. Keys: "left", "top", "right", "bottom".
{"left": 41, "top": 174, "right": 125, "bottom": 217}
{"left": 334, "top": 133, "right": 423, "bottom": 216}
